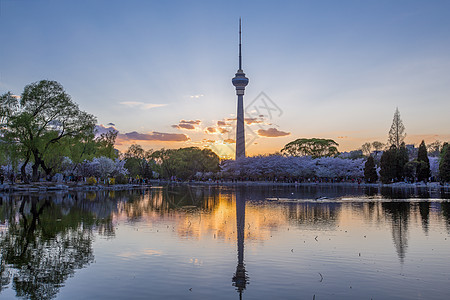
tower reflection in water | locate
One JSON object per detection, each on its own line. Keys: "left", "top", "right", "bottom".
{"left": 232, "top": 189, "right": 249, "bottom": 299}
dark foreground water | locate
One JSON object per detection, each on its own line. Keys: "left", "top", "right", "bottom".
{"left": 1, "top": 185, "right": 450, "bottom": 299}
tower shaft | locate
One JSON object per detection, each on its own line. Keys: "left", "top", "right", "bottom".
{"left": 236, "top": 94, "right": 245, "bottom": 158}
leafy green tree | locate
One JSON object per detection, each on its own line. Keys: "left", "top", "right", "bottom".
{"left": 0, "top": 92, "right": 18, "bottom": 129}
{"left": 281, "top": 138, "right": 339, "bottom": 158}
{"left": 380, "top": 145, "right": 397, "bottom": 183}
{"left": 1, "top": 92, "right": 21, "bottom": 168}
{"left": 440, "top": 143, "right": 450, "bottom": 183}
{"left": 95, "top": 130, "right": 118, "bottom": 159}
{"left": 388, "top": 107, "right": 406, "bottom": 148}
{"left": 152, "top": 147, "right": 220, "bottom": 180}
{"left": 4, "top": 80, "right": 97, "bottom": 181}
{"left": 123, "top": 144, "right": 153, "bottom": 178}
{"left": 364, "top": 155, "right": 378, "bottom": 183}
{"left": 417, "top": 140, "right": 430, "bottom": 182}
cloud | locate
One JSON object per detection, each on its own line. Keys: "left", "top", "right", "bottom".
{"left": 119, "top": 101, "right": 167, "bottom": 110}
{"left": 224, "top": 139, "right": 236, "bottom": 144}
{"left": 118, "top": 131, "right": 189, "bottom": 142}
{"left": 189, "top": 94, "right": 204, "bottom": 99}
{"left": 172, "top": 124, "right": 195, "bottom": 130}
{"left": 245, "top": 118, "right": 264, "bottom": 125}
{"left": 95, "top": 124, "right": 118, "bottom": 135}
{"left": 225, "top": 117, "right": 264, "bottom": 125}
{"left": 180, "top": 119, "right": 201, "bottom": 125}
{"left": 172, "top": 119, "right": 201, "bottom": 130}
{"left": 218, "top": 127, "right": 230, "bottom": 134}
{"left": 217, "top": 120, "right": 230, "bottom": 126}
{"left": 205, "top": 127, "right": 217, "bottom": 134}
{"left": 257, "top": 128, "right": 290, "bottom": 137}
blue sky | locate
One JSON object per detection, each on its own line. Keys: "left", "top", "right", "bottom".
{"left": 1, "top": 0, "right": 450, "bottom": 157}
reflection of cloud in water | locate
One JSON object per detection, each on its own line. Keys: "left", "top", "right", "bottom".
{"left": 116, "top": 249, "right": 163, "bottom": 259}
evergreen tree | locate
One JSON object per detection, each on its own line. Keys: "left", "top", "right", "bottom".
{"left": 417, "top": 140, "right": 430, "bottom": 182}
{"left": 380, "top": 145, "right": 397, "bottom": 183}
{"left": 440, "top": 143, "right": 450, "bottom": 183}
{"left": 364, "top": 155, "right": 378, "bottom": 183}
{"left": 396, "top": 143, "right": 409, "bottom": 181}
{"left": 388, "top": 107, "right": 406, "bottom": 148}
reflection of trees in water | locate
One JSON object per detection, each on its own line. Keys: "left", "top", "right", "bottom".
{"left": 440, "top": 189, "right": 450, "bottom": 200}
{"left": 285, "top": 203, "right": 340, "bottom": 229}
{"left": 382, "top": 202, "right": 411, "bottom": 263}
{"left": 154, "top": 186, "right": 221, "bottom": 212}
{"left": 0, "top": 193, "right": 115, "bottom": 299}
{"left": 364, "top": 186, "right": 379, "bottom": 197}
{"left": 379, "top": 186, "right": 445, "bottom": 200}
{"left": 418, "top": 202, "right": 430, "bottom": 235}
{"left": 441, "top": 202, "right": 450, "bottom": 233}
{"left": 381, "top": 187, "right": 416, "bottom": 199}
{"left": 360, "top": 202, "right": 384, "bottom": 224}
{"left": 243, "top": 185, "right": 367, "bottom": 201}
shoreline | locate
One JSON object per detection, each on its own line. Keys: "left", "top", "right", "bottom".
{"left": 0, "top": 182, "right": 152, "bottom": 193}
{"left": 1, "top": 180, "right": 449, "bottom": 194}
{"left": 152, "top": 180, "right": 450, "bottom": 189}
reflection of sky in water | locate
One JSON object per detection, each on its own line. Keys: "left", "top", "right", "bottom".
{"left": 1, "top": 186, "right": 450, "bottom": 299}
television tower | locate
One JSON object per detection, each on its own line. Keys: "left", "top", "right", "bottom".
{"left": 232, "top": 18, "right": 249, "bottom": 159}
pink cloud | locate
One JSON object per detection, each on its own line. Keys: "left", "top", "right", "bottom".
{"left": 257, "top": 128, "right": 290, "bottom": 137}
{"left": 205, "top": 127, "right": 217, "bottom": 134}
{"left": 118, "top": 131, "right": 189, "bottom": 142}
{"left": 172, "top": 119, "right": 201, "bottom": 130}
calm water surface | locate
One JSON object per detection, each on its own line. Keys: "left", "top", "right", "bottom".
{"left": 1, "top": 185, "right": 450, "bottom": 299}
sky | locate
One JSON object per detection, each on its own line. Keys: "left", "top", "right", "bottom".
{"left": 1, "top": 0, "right": 450, "bottom": 158}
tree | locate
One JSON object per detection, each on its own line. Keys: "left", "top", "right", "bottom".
{"left": 95, "top": 130, "right": 118, "bottom": 159}
{"left": 123, "top": 144, "right": 153, "bottom": 178}
{"left": 417, "top": 140, "right": 430, "bottom": 182}
{"left": 404, "top": 160, "right": 420, "bottom": 181}
{"left": 281, "top": 138, "right": 339, "bottom": 158}
{"left": 0, "top": 92, "right": 18, "bottom": 130}
{"left": 396, "top": 142, "right": 409, "bottom": 180}
{"left": 361, "top": 142, "right": 373, "bottom": 157}
{"left": 152, "top": 147, "right": 220, "bottom": 180}
{"left": 440, "top": 143, "right": 450, "bottom": 183}
{"left": 380, "top": 145, "right": 397, "bottom": 183}
{"left": 364, "top": 156, "right": 378, "bottom": 183}
{"left": 372, "top": 141, "right": 385, "bottom": 157}
{"left": 5, "top": 80, "right": 97, "bottom": 181}
{"left": 427, "top": 140, "right": 442, "bottom": 157}
{"left": 1, "top": 92, "right": 22, "bottom": 174}
{"left": 388, "top": 107, "right": 406, "bottom": 148}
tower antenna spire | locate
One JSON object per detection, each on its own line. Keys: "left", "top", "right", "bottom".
{"left": 239, "top": 18, "right": 242, "bottom": 71}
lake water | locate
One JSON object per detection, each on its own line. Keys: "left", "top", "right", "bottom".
{"left": 1, "top": 185, "right": 450, "bottom": 299}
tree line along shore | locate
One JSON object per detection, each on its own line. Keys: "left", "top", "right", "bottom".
{"left": 2, "top": 81, "right": 450, "bottom": 188}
